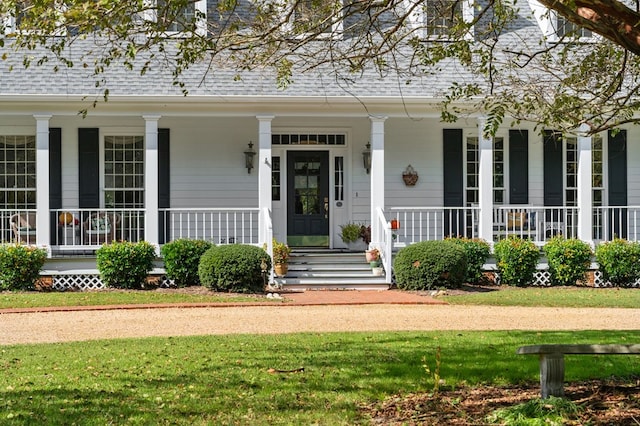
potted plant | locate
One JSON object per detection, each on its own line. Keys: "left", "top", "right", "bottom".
{"left": 365, "top": 247, "right": 380, "bottom": 263}
{"left": 340, "top": 222, "right": 366, "bottom": 251}
{"left": 272, "top": 238, "right": 292, "bottom": 277}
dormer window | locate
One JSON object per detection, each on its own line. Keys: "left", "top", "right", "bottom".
{"left": 426, "top": 0, "right": 462, "bottom": 37}
{"left": 156, "top": 0, "right": 206, "bottom": 35}
{"left": 556, "top": 13, "right": 592, "bottom": 39}
{"left": 292, "top": 0, "right": 342, "bottom": 37}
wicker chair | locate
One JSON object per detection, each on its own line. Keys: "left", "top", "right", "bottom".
{"left": 10, "top": 212, "right": 36, "bottom": 244}
{"left": 83, "top": 212, "right": 120, "bottom": 245}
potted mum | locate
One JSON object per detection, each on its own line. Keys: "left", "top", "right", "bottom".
{"left": 272, "top": 238, "right": 292, "bottom": 277}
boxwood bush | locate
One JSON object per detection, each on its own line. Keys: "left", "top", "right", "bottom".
{"left": 393, "top": 240, "right": 467, "bottom": 290}
{"left": 493, "top": 236, "right": 540, "bottom": 286}
{"left": 198, "top": 244, "right": 271, "bottom": 293}
{"left": 161, "top": 239, "right": 213, "bottom": 287}
{"left": 543, "top": 236, "right": 593, "bottom": 286}
{"left": 0, "top": 243, "right": 47, "bottom": 290}
{"left": 448, "top": 237, "right": 491, "bottom": 284}
{"left": 595, "top": 238, "right": 640, "bottom": 286}
{"left": 96, "top": 241, "right": 156, "bottom": 289}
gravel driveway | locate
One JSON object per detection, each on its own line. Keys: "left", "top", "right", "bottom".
{"left": 2, "top": 304, "right": 640, "bottom": 345}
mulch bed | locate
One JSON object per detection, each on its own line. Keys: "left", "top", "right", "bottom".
{"left": 362, "top": 377, "right": 640, "bottom": 425}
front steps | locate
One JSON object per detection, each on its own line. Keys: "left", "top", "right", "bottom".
{"left": 273, "top": 249, "right": 390, "bottom": 291}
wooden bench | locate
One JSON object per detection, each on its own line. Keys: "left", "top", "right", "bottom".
{"left": 517, "top": 344, "right": 640, "bottom": 398}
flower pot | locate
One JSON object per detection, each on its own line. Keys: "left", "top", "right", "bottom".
{"left": 372, "top": 267, "right": 384, "bottom": 276}
{"left": 274, "top": 263, "right": 288, "bottom": 277}
{"left": 370, "top": 260, "right": 381, "bottom": 268}
{"left": 365, "top": 250, "right": 379, "bottom": 263}
{"left": 346, "top": 241, "right": 366, "bottom": 252}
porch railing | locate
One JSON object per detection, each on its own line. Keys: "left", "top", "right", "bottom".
{"left": 386, "top": 206, "right": 480, "bottom": 246}
{"left": 0, "top": 209, "right": 37, "bottom": 244}
{"left": 160, "top": 208, "right": 260, "bottom": 245}
{"left": 53, "top": 209, "right": 145, "bottom": 248}
{"left": 593, "top": 206, "right": 640, "bottom": 242}
{"left": 493, "top": 206, "right": 579, "bottom": 243}
{"left": 375, "top": 207, "right": 394, "bottom": 283}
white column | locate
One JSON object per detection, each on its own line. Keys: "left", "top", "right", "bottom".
{"left": 34, "top": 115, "right": 52, "bottom": 253}
{"left": 143, "top": 115, "right": 161, "bottom": 254}
{"left": 477, "top": 117, "right": 494, "bottom": 243}
{"left": 370, "top": 116, "right": 387, "bottom": 244}
{"left": 577, "top": 124, "right": 593, "bottom": 245}
{"left": 257, "top": 115, "right": 274, "bottom": 249}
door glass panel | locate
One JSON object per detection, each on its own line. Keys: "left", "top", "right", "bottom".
{"left": 294, "top": 158, "right": 321, "bottom": 215}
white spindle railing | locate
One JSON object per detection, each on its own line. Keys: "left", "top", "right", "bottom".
{"left": 375, "top": 207, "right": 393, "bottom": 283}
{"left": 53, "top": 208, "right": 145, "bottom": 248}
{"left": 386, "top": 206, "right": 480, "bottom": 246}
{"left": 160, "top": 208, "right": 260, "bottom": 245}
{"left": 493, "top": 206, "right": 579, "bottom": 243}
{"left": 0, "top": 209, "right": 37, "bottom": 244}
{"left": 593, "top": 206, "right": 640, "bottom": 242}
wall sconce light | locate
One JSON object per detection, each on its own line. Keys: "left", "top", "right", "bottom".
{"left": 244, "top": 141, "right": 256, "bottom": 174}
{"left": 362, "top": 142, "right": 372, "bottom": 174}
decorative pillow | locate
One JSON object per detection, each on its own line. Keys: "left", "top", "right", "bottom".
{"left": 506, "top": 212, "right": 525, "bottom": 228}
{"left": 526, "top": 212, "right": 537, "bottom": 230}
{"left": 90, "top": 216, "right": 111, "bottom": 233}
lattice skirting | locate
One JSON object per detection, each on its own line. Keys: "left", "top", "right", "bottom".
{"left": 50, "top": 275, "right": 174, "bottom": 291}
{"left": 492, "top": 269, "right": 640, "bottom": 287}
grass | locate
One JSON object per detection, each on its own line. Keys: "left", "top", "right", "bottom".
{"left": 0, "top": 290, "right": 274, "bottom": 309}
{"left": 2, "top": 330, "right": 640, "bottom": 425}
{"left": 441, "top": 286, "right": 640, "bottom": 308}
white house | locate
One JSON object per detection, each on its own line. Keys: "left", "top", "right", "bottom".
{"left": 0, "top": 0, "right": 636, "bottom": 288}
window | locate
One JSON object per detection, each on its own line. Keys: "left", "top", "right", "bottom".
{"left": 565, "top": 136, "right": 578, "bottom": 208}
{"left": 292, "top": 0, "right": 342, "bottom": 36}
{"left": 272, "top": 156, "right": 281, "bottom": 201}
{"left": 156, "top": 0, "right": 205, "bottom": 34}
{"left": 272, "top": 133, "right": 345, "bottom": 145}
{"left": 465, "top": 135, "right": 505, "bottom": 206}
{"left": 104, "top": 136, "right": 144, "bottom": 208}
{"left": 5, "top": 0, "right": 32, "bottom": 33}
{"left": 0, "top": 136, "right": 36, "bottom": 209}
{"left": 556, "top": 14, "right": 592, "bottom": 39}
{"left": 426, "top": 0, "right": 462, "bottom": 37}
{"left": 334, "top": 156, "right": 344, "bottom": 202}
{"left": 592, "top": 135, "right": 605, "bottom": 239}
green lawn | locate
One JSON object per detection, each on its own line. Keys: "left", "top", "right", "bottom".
{"left": 0, "top": 290, "right": 275, "bottom": 309}
{"left": 2, "top": 331, "right": 639, "bottom": 425}
{"left": 440, "top": 286, "right": 640, "bottom": 308}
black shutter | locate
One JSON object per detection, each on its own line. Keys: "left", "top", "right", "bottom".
{"left": 608, "top": 130, "right": 628, "bottom": 238}
{"left": 608, "top": 130, "right": 627, "bottom": 206}
{"left": 443, "top": 129, "right": 463, "bottom": 207}
{"left": 158, "top": 128, "right": 170, "bottom": 244}
{"left": 509, "top": 130, "right": 529, "bottom": 204}
{"left": 49, "top": 128, "right": 62, "bottom": 209}
{"left": 443, "top": 129, "right": 463, "bottom": 237}
{"left": 543, "top": 130, "right": 563, "bottom": 207}
{"left": 49, "top": 128, "right": 62, "bottom": 243}
{"left": 78, "top": 128, "right": 100, "bottom": 208}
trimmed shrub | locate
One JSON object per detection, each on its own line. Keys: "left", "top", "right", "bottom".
{"left": 198, "top": 244, "right": 271, "bottom": 293}
{"left": 393, "top": 240, "right": 467, "bottom": 290}
{"left": 96, "top": 241, "right": 156, "bottom": 289}
{"left": 493, "top": 236, "right": 539, "bottom": 286}
{"left": 595, "top": 239, "right": 640, "bottom": 286}
{"left": 449, "top": 237, "right": 491, "bottom": 284}
{"left": 543, "top": 236, "right": 593, "bottom": 286}
{"left": 0, "top": 243, "right": 47, "bottom": 290}
{"left": 161, "top": 239, "right": 213, "bottom": 287}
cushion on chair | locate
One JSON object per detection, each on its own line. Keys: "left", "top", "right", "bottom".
{"left": 89, "top": 216, "right": 111, "bottom": 233}
{"left": 507, "top": 212, "right": 525, "bottom": 228}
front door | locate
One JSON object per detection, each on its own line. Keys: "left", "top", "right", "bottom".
{"left": 287, "top": 151, "right": 330, "bottom": 247}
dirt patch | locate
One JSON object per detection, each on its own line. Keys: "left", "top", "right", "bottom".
{"left": 363, "top": 378, "right": 640, "bottom": 425}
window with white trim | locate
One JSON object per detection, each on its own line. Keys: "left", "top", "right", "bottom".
{"left": 156, "top": 0, "right": 206, "bottom": 34}
{"left": 592, "top": 135, "right": 605, "bottom": 239}
{"left": 465, "top": 135, "right": 505, "bottom": 206}
{"left": 556, "top": 13, "right": 592, "bottom": 39}
{"left": 292, "top": 0, "right": 343, "bottom": 37}
{"left": 104, "top": 136, "right": 144, "bottom": 208}
{"left": 426, "top": 0, "right": 462, "bottom": 37}
{"left": 0, "top": 136, "right": 36, "bottom": 209}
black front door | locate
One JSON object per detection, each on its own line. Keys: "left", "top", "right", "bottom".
{"left": 287, "top": 151, "right": 330, "bottom": 247}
